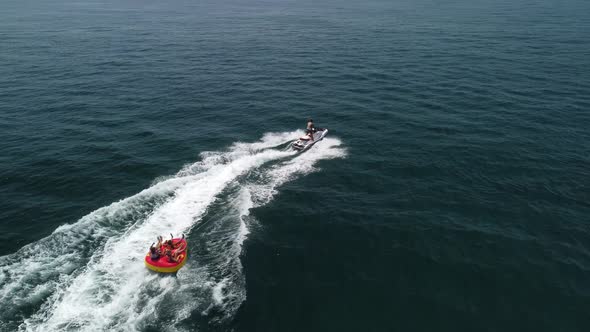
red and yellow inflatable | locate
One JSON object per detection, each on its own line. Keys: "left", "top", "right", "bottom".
{"left": 145, "top": 238, "right": 188, "bottom": 273}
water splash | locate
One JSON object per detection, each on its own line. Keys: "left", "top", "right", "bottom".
{"left": 0, "top": 131, "right": 345, "bottom": 331}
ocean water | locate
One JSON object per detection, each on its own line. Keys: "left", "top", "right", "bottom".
{"left": 1, "top": 0, "right": 590, "bottom": 331}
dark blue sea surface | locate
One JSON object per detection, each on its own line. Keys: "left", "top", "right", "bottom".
{"left": 1, "top": 0, "right": 590, "bottom": 331}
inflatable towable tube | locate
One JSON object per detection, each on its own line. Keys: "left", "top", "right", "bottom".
{"left": 145, "top": 238, "right": 187, "bottom": 273}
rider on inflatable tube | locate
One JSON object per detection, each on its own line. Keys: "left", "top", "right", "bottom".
{"left": 145, "top": 233, "right": 188, "bottom": 273}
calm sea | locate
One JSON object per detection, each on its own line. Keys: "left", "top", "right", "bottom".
{"left": 1, "top": 0, "right": 589, "bottom": 331}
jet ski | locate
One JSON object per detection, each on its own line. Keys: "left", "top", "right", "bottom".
{"left": 292, "top": 128, "right": 328, "bottom": 151}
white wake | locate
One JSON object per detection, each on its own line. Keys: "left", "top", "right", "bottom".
{"left": 0, "top": 131, "right": 346, "bottom": 332}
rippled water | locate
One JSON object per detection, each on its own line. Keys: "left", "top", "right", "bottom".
{"left": 1, "top": 0, "right": 590, "bottom": 331}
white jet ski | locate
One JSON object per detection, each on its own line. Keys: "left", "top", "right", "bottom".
{"left": 292, "top": 128, "right": 328, "bottom": 151}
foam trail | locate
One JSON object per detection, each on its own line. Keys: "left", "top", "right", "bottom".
{"left": 193, "top": 136, "right": 347, "bottom": 320}
{"left": 177, "top": 131, "right": 301, "bottom": 177}
{"left": 236, "top": 188, "right": 253, "bottom": 247}
{"left": 0, "top": 157, "right": 243, "bottom": 321}
{"left": 0, "top": 174, "right": 194, "bottom": 329}
{"left": 248, "top": 137, "right": 347, "bottom": 206}
{"left": 2, "top": 131, "right": 344, "bottom": 331}
{"left": 21, "top": 134, "right": 297, "bottom": 331}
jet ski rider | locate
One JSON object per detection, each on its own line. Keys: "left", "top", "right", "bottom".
{"left": 306, "top": 118, "right": 316, "bottom": 141}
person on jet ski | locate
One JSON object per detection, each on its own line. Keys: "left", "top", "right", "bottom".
{"left": 306, "top": 118, "right": 316, "bottom": 141}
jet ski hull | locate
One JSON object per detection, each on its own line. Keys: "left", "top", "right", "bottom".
{"left": 292, "top": 128, "right": 328, "bottom": 151}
